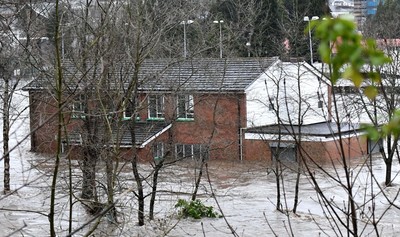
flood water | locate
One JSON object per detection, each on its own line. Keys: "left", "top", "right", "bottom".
{"left": 1, "top": 91, "right": 400, "bottom": 236}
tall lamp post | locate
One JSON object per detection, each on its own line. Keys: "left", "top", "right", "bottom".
{"left": 303, "top": 16, "right": 319, "bottom": 64}
{"left": 246, "top": 42, "right": 251, "bottom": 57}
{"left": 180, "top": 20, "right": 194, "bottom": 58}
{"left": 213, "top": 20, "right": 224, "bottom": 58}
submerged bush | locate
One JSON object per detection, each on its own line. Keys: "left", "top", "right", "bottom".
{"left": 175, "top": 199, "right": 221, "bottom": 219}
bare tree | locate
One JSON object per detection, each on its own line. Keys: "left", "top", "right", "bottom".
{"left": 0, "top": 1, "right": 40, "bottom": 194}
{"left": 357, "top": 24, "right": 400, "bottom": 186}
{"left": 0, "top": 28, "right": 19, "bottom": 194}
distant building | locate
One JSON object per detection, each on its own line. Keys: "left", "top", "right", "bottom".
{"left": 354, "top": 0, "right": 366, "bottom": 27}
{"left": 330, "top": 0, "right": 384, "bottom": 30}
{"left": 366, "top": 0, "right": 383, "bottom": 15}
{"left": 330, "top": 0, "right": 354, "bottom": 18}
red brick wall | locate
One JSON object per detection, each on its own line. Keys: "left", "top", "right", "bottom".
{"left": 29, "top": 91, "right": 89, "bottom": 154}
{"left": 169, "top": 93, "right": 245, "bottom": 160}
{"left": 243, "top": 139, "right": 271, "bottom": 161}
{"left": 29, "top": 91, "right": 247, "bottom": 161}
{"left": 29, "top": 92, "right": 59, "bottom": 153}
{"left": 243, "top": 135, "right": 368, "bottom": 163}
{"left": 321, "top": 135, "right": 368, "bottom": 161}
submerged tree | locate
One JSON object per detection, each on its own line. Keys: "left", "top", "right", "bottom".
{"left": 0, "top": 33, "right": 18, "bottom": 194}
{"left": 310, "top": 17, "right": 390, "bottom": 236}
{"left": 0, "top": 1, "right": 35, "bottom": 194}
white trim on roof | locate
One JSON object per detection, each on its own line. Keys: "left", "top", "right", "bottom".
{"left": 138, "top": 124, "right": 172, "bottom": 148}
{"left": 245, "top": 131, "right": 365, "bottom": 142}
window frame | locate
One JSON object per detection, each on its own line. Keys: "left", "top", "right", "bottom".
{"left": 72, "top": 94, "right": 86, "bottom": 118}
{"left": 318, "top": 100, "right": 323, "bottom": 108}
{"left": 123, "top": 99, "right": 141, "bottom": 121}
{"left": 152, "top": 142, "right": 165, "bottom": 161}
{"left": 268, "top": 96, "right": 275, "bottom": 111}
{"left": 175, "top": 144, "right": 207, "bottom": 160}
{"left": 177, "top": 94, "right": 194, "bottom": 120}
{"left": 148, "top": 94, "right": 165, "bottom": 120}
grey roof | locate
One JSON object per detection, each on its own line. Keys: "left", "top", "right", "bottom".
{"left": 23, "top": 57, "right": 278, "bottom": 93}
{"left": 245, "top": 122, "right": 363, "bottom": 138}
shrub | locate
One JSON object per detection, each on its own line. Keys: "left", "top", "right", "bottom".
{"left": 175, "top": 199, "right": 221, "bottom": 219}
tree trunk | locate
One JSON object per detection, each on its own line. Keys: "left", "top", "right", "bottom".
{"left": 275, "top": 161, "right": 281, "bottom": 211}
{"left": 385, "top": 156, "right": 392, "bottom": 186}
{"left": 192, "top": 158, "right": 205, "bottom": 201}
{"left": 149, "top": 162, "right": 162, "bottom": 220}
{"left": 293, "top": 166, "right": 301, "bottom": 213}
{"left": 384, "top": 136, "right": 393, "bottom": 186}
{"left": 50, "top": 1, "right": 64, "bottom": 235}
{"left": 81, "top": 151, "right": 97, "bottom": 200}
{"left": 131, "top": 152, "right": 145, "bottom": 226}
{"left": 105, "top": 154, "right": 116, "bottom": 221}
{"left": 3, "top": 76, "right": 10, "bottom": 193}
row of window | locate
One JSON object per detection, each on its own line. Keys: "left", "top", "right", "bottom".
{"left": 152, "top": 143, "right": 208, "bottom": 161}
{"left": 72, "top": 94, "right": 195, "bottom": 120}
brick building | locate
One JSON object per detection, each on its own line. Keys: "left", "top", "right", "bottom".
{"left": 23, "top": 58, "right": 371, "bottom": 162}
{"left": 243, "top": 61, "right": 371, "bottom": 161}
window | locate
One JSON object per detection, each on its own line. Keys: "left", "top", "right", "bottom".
{"left": 177, "top": 94, "right": 194, "bottom": 119}
{"left": 268, "top": 96, "right": 275, "bottom": 111}
{"left": 148, "top": 95, "right": 164, "bottom": 119}
{"left": 124, "top": 97, "right": 143, "bottom": 120}
{"left": 152, "top": 142, "right": 164, "bottom": 163}
{"left": 270, "top": 143, "right": 296, "bottom": 162}
{"left": 72, "top": 94, "right": 86, "bottom": 118}
{"left": 175, "top": 144, "right": 208, "bottom": 160}
{"left": 123, "top": 100, "right": 136, "bottom": 120}
{"left": 318, "top": 100, "right": 323, "bottom": 108}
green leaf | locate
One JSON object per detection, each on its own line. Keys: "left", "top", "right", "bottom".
{"left": 361, "top": 124, "right": 380, "bottom": 141}
{"left": 368, "top": 51, "right": 387, "bottom": 65}
{"left": 368, "top": 72, "right": 381, "bottom": 83}
{"left": 364, "top": 86, "right": 378, "bottom": 100}
{"left": 318, "top": 42, "right": 331, "bottom": 63}
{"left": 342, "top": 67, "right": 363, "bottom": 87}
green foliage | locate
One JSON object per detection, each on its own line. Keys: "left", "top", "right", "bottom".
{"left": 175, "top": 199, "right": 221, "bottom": 219}
{"left": 313, "top": 18, "right": 396, "bottom": 139}
{"left": 364, "top": 110, "right": 400, "bottom": 140}
{"left": 382, "top": 110, "right": 400, "bottom": 138}
{"left": 314, "top": 17, "right": 391, "bottom": 86}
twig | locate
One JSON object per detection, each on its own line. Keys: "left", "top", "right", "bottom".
{"left": 201, "top": 222, "right": 206, "bottom": 237}
{"left": 263, "top": 212, "right": 278, "bottom": 237}
{"left": 5, "top": 221, "right": 27, "bottom": 237}
{"left": 66, "top": 203, "right": 115, "bottom": 237}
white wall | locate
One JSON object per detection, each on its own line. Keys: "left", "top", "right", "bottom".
{"left": 245, "top": 61, "right": 330, "bottom": 127}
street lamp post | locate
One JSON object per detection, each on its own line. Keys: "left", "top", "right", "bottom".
{"left": 246, "top": 42, "right": 251, "bottom": 57}
{"left": 180, "top": 20, "right": 194, "bottom": 58}
{"left": 303, "top": 16, "right": 319, "bottom": 64}
{"left": 213, "top": 20, "right": 224, "bottom": 58}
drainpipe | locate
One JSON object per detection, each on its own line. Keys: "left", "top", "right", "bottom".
{"left": 237, "top": 95, "right": 244, "bottom": 161}
{"left": 327, "top": 85, "right": 333, "bottom": 122}
{"left": 240, "top": 127, "right": 245, "bottom": 161}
